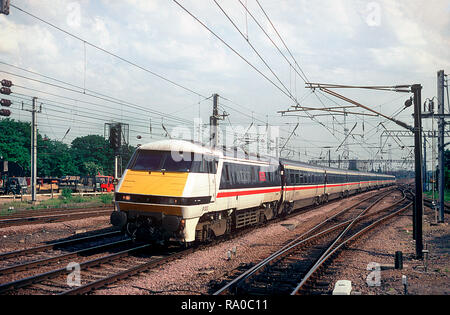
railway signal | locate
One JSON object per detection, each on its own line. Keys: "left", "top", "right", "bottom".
{"left": 0, "top": 0, "right": 9, "bottom": 15}
{"left": 1, "top": 79, "right": 13, "bottom": 117}
{"left": 109, "top": 124, "right": 122, "bottom": 151}
{"left": 1, "top": 79, "right": 12, "bottom": 96}
{"left": 0, "top": 99, "right": 11, "bottom": 107}
{"left": 0, "top": 87, "right": 11, "bottom": 95}
{"left": 1, "top": 79, "right": 12, "bottom": 87}
{"left": 0, "top": 109, "right": 11, "bottom": 117}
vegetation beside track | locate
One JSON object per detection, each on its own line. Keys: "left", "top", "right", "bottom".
{"left": 424, "top": 190, "right": 450, "bottom": 203}
{"left": 0, "top": 192, "right": 113, "bottom": 216}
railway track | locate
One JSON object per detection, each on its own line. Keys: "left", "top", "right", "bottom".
{"left": 0, "top": 206, "right": 114, "bottom": 228}
{"left": 213, "top": 187, "right": 411, "bottom": 295}
{"left": 0, "top": 187, "right": 395, "bottom": 295}
{"left": 0, "top": 237, "right": 192, "bottom": 295}
{"left": 0, "top": 230, "right": 144, "bottom": 295}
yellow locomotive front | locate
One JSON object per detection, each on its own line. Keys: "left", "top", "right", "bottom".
{"left": 111, "top": 140, "right": 219, "bottom": 244}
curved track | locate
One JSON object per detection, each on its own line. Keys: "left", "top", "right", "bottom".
{"left": 0, "top": 187, "right": 396, "bottom": 295}
{"left": 213, "top": 187, "right": 410, "bottom": 295}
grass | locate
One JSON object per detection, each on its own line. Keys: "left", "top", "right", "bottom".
{"left": 0, "top": 193, "right": 114, "bottom": 216}
{"left": 424, "top": 190, "right": 450, "bottom": 203}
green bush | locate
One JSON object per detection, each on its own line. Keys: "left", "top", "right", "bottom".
{"left": 100, "top": 194, "right": 113, "bottom": 204}
{"left": 61, "top": 188, "right": 72, "bottom": 200}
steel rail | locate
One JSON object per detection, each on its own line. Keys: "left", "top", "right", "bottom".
{"left": 61, "top": 247, "right": 194, "bottom": 295}
{"left": 0, "top": 243, "right": 150, "bottom": 294}
{"left": 291, "top": 201, "right": 412, "bottom": 295}
{"left": 213, "top": 188, "right": 399, "bottom": 295}
{"left": 60, "top": 191, "right": 390, "bottom": 295}
{"left": 63, "top": 192, "right": 390, "bottom": 295}
{"left": 0, "top": 230, "right": 122, "bottom": 261}
{"left": 0, "top": 206, "right": 113, "bottom": 220}
{"left": 0, "top": 238, "right": 131, "bottom": 276}
{"left": 0, "top": 209, "right": 113, "bottom": 227}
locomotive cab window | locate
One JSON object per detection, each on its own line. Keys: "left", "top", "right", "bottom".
{"left": 129, "top": 150, "right": 217, "bottom": 174}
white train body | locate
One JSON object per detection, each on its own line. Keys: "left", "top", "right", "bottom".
{"left": 112, "top": 140, "right": 395, "bottom": 244}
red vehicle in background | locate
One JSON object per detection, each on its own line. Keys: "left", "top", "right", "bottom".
{"left": 95, "top": 174, "right": 115, "bottom": 192}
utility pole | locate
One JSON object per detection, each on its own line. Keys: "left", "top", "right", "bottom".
{"left": 210, "top": 94, "right": 219, "bottom": 148}
{"left": 305, "top": 82, "right": 425, "bottom": 259}
{"left": 31, "top": 97, "right": 38, "bottom": 203}
{"left": 209, "top": 94, "right": 229, "bottom": 149}
{"left": 423, "top": 133, "right": 427, "bottom": 192}
{"left": 412, "top": 84, "right": 424, "bottom": 259}
{"left": 437, "top": 70, "right": 445, "bottom": 223}
{"left": 17, "top": 94, "right": 40, "bottom": 202}
{"left": 328, "top": 149, "right": 331, "bottom": 168}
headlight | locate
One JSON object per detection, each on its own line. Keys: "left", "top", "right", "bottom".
{"left": 164, "top": 197, "right": 177, "bottom": 205}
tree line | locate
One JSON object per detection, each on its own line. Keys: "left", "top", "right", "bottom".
{"left": 0, "top": 119, "right": 135, "bottom": 178}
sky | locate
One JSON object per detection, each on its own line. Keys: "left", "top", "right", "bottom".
{"left": 0, "top": 0, "right": 449, "bottom": 171}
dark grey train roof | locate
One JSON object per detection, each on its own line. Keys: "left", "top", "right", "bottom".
{"left": 279, "top": 158, "right": 394, "bottom": 177}
{"left": 139, "top": 140, "right": 393, "bottom": 177}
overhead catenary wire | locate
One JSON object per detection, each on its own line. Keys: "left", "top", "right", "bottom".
{"left": 213, "top": 0, "right": 295, "bottom": 100}
{"left": 0, "top": 69, "right": 196, "bottom": 126}
{"left": 255, "top": 0, "right": 309, "bottom": 84}
{"left": 7, "top": 3, "right": 339, "bottom": 160}
{"left": 171, "top": 2, "right": 351, "bottom": 148}
{"left": 10, "top": 92, "right": 259, "bottom": 147}
{"left": 5, "top": 3, "right": 408, "bottom": 165}
{"left": 2, "top": 64, "right": 291, "bottom": 146}
{"left": 237, "top": 0, "right": 308, "bottom": 84}
{"left": 172, "top": 0, "right": 301, "bottom": 106}
{"left": 9, "top": 4, "right": 208, "bottom": 99}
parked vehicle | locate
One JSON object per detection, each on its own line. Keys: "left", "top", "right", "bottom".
{"left": 2, "top": 177, "right": 28, "bottom": 195}
{"left": 95, "top": 175, "right": 115, "bottom": 192}
{"left": 37, "top": 178, "right": 60, "bottom": 193}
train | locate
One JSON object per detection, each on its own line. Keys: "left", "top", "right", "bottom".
{"left": 111, "top": 140, "right": 396, "bottom": 245}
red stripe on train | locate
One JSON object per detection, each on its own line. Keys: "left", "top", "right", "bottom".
{"left": 216, "top": 180, "right": 393, "bottom": 198}
{"left": 217, "top": 188, "right": 281, "bottom": 198}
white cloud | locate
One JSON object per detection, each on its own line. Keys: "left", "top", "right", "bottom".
{"left": 0, "top": 17, "right": 59, "bottom": 61}
{"left": 0, "top": 0, "right": 448, "bottom": 160}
